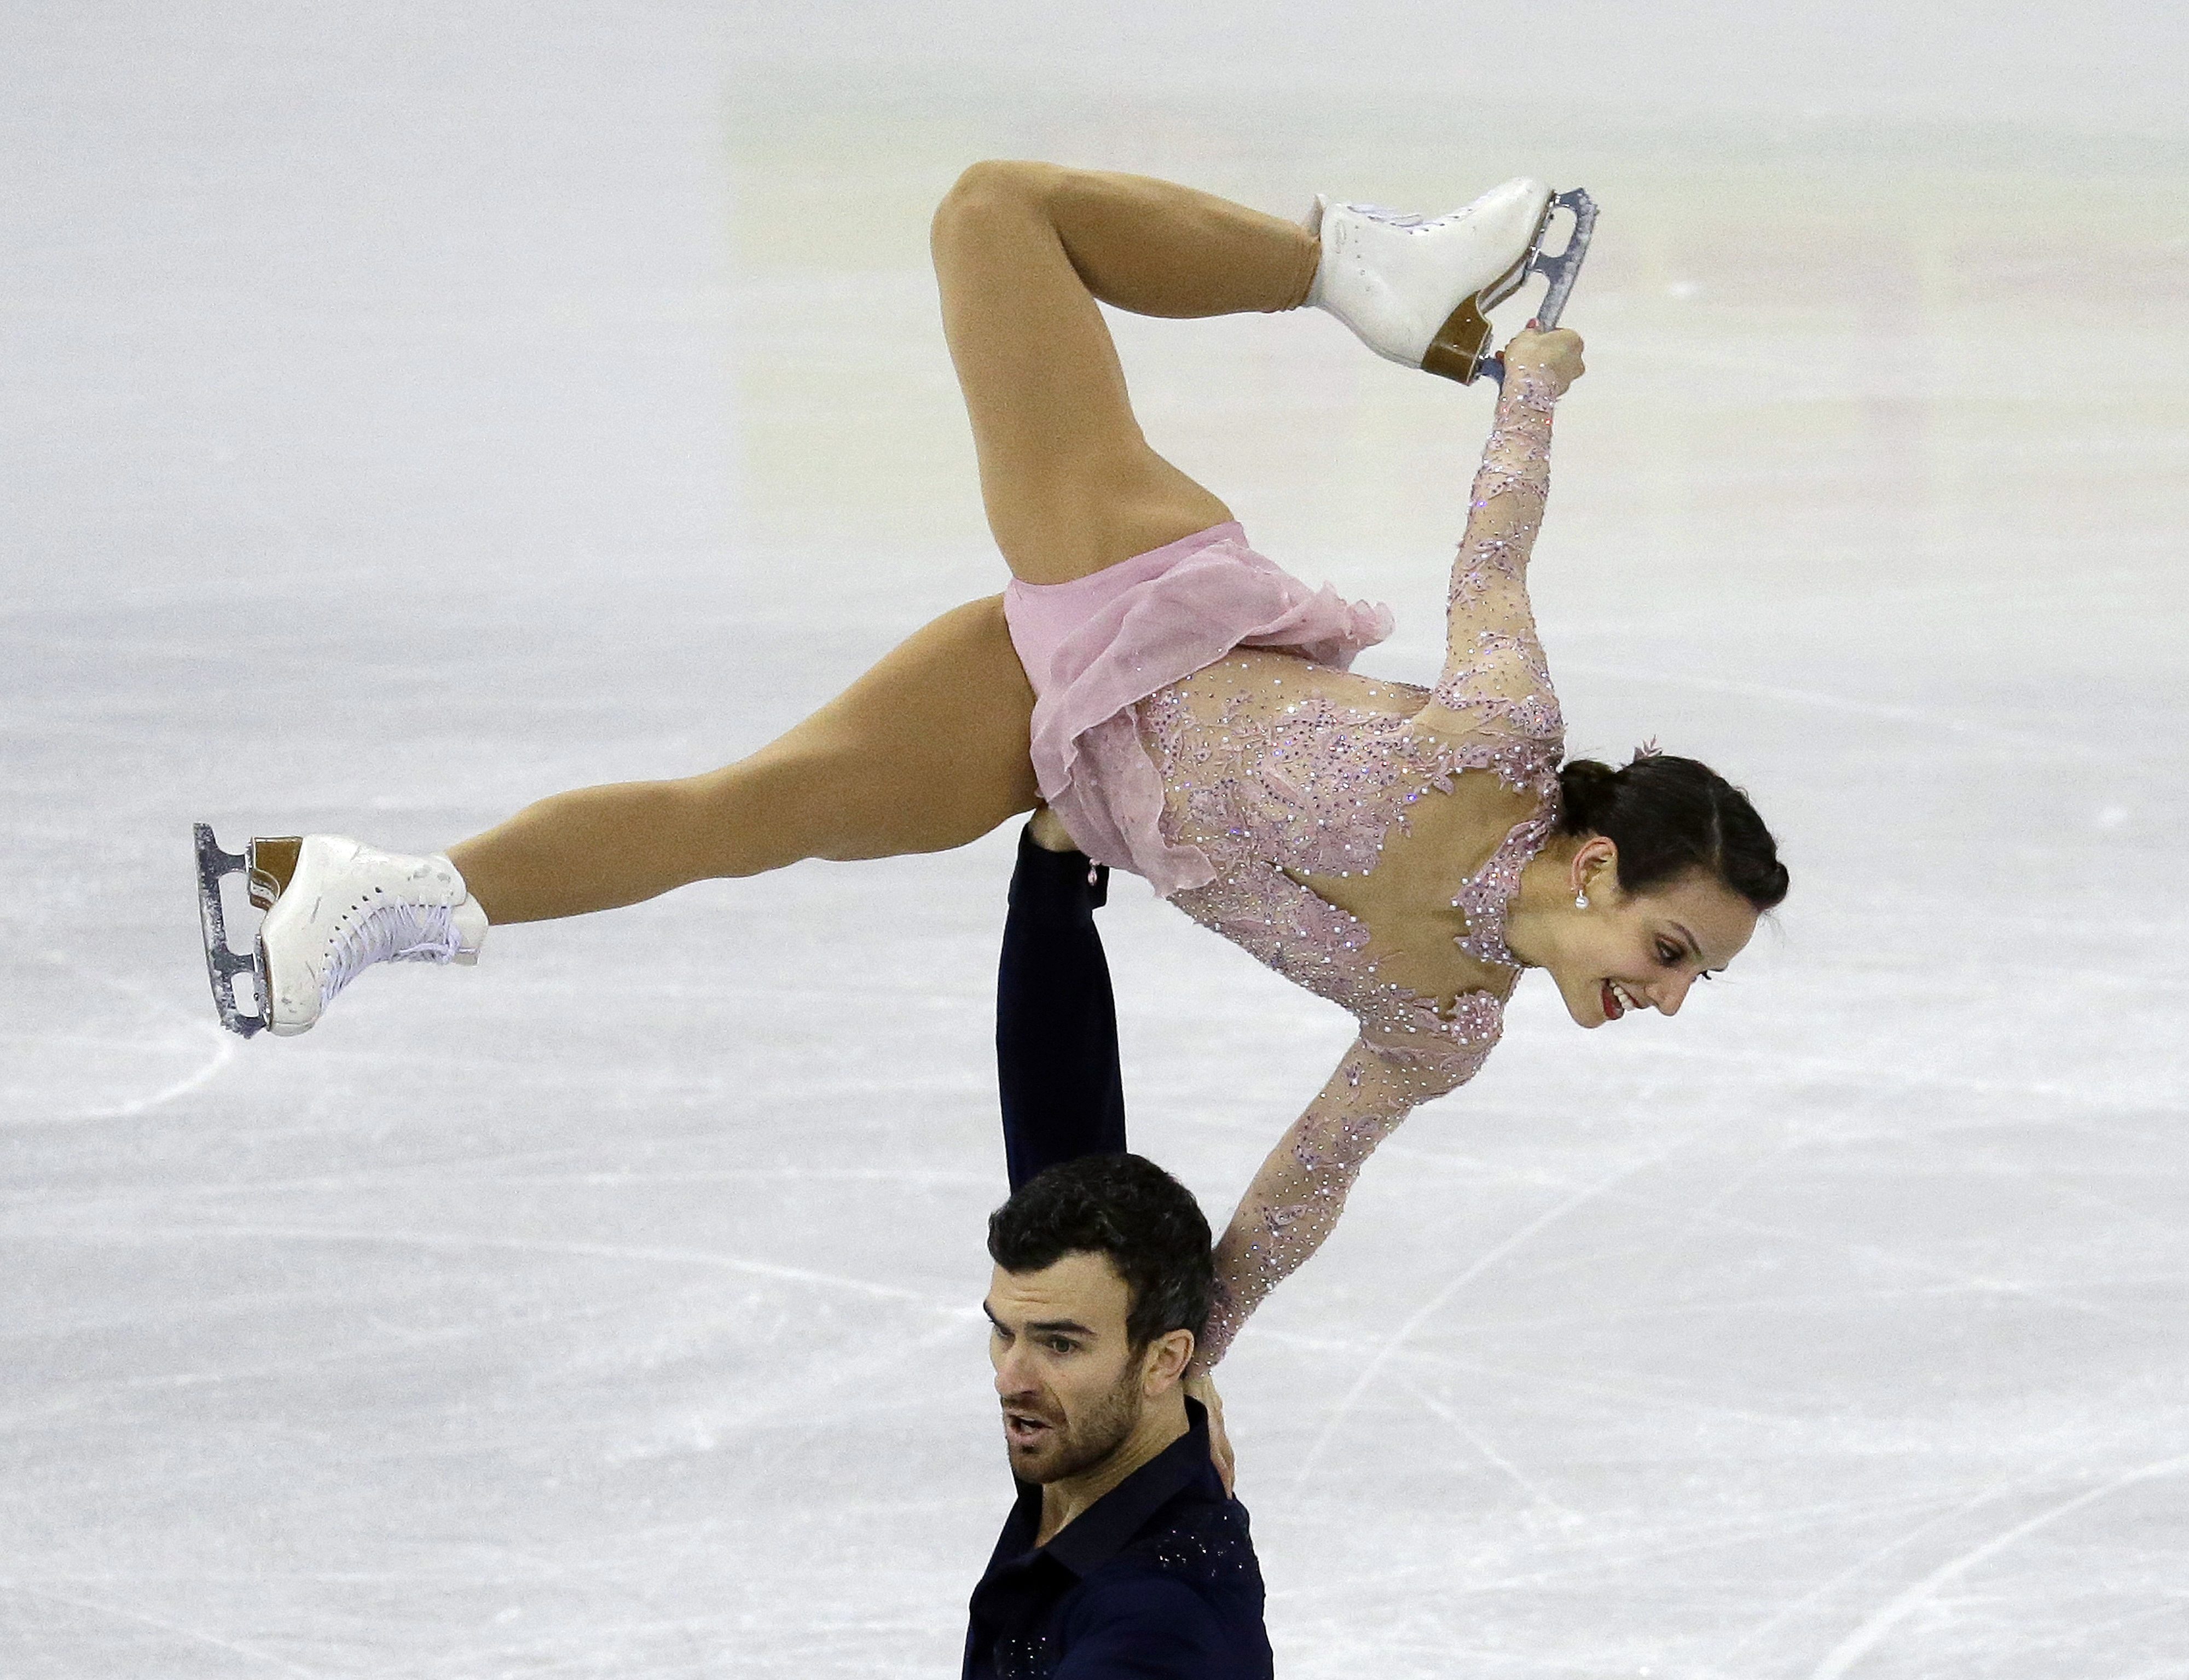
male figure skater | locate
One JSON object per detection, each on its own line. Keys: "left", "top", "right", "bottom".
{"left": 995, "top": 813, "right": 1241, "bottom": 1486}
{"left": 969, "top": 1152, "right": 1272, "bottom": 1679}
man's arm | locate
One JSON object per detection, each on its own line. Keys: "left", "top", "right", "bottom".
{"left": 996, "top": 821, "right": 1128, "bottom": 1192}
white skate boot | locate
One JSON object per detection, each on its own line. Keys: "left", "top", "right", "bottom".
{"left": 1307, "top": 179, "right": 1595, "bottom": 384}
{"left": 193, "top": 826, "right": 487, "bottom": 1037}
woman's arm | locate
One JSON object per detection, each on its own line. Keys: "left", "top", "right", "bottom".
{"left": 1193, "top": 1035, "right": 1485, "bottom": 1369}
{"left": 1411, "top": 328, "right": 1584, "bottom": 743}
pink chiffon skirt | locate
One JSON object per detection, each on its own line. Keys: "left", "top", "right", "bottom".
{"left": 1004, "top": 522, "right": 1394, "bottom": 897}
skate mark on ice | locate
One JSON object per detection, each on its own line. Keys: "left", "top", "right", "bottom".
{"left": 1257, "top": 1131, "right": 2153, "bottom": 1363}
{"left": 18, "top": 953, "right": 239, "bottom": 1124}
{"left": 116, "top": 1220, "right": 963, "bottom": 1311}
{"left": 0, "top": 1578, "right": 323, "bottom": 1676}
{"left": 0, "top": 1297, "right": 650, "bottom": 1429}
{"left": 1260, "top": 1325, "right": 1808, "bottom": 1428}
{"left": 96, "top": 1158, "right": 993, "bottom": 1205}
{"left": 1589, "top": 1125, "right": 2168, "bottom": 1336}
{"left": 1713, "top": 1462, "right": 2074, "bottom": 1665}
{"left": 1461, "top": 1487, "right": 1961, "bottom": 1596}
{"left": 1447, "top": 1348, "right": 1808, "bottom": 1428}
{"left": 1395, "top": 1370, "right": 1580, "bottom": 1519}
{"left": 1557, "top": 659, "right": 2104, "bottom": 760}
{"left": 1544, "top": 1163, "right": 2167, "bottom": 1337}
{"left": 79, "top": 1027, "right": 236, "bottom": 1120}
{"left": 1636, "top": 1035, "right": 2169, "bottom": 1114}
{"left": 1550, "top": 548, "right": 2179, "bottom": 641}
{"left": 1292, "top": 1129, "right": 1716, "bottom": 1486}
{"left": 1806, "top": 1453, "right": 2189, "bottom": 1679}
{"left": 461, "top": 1164, "right": 994, "bottom": 1192}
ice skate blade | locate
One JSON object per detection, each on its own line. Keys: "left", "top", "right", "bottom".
{"left": 194, "top": 823, "right": 268, "bottom": 1037}
{"left": 1527, "top": 187, "right": 1598, "bottom": 332}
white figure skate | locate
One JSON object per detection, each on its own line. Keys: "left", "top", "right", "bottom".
{"left": 194, "top": 826, "right": 487, "bottom": 1037}
{"left": 1307, "top": 179, "right": 1599, "bottom": 384}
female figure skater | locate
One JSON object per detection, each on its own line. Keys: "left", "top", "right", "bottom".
{"left": 200, "top": 161, "right": 1786, "bottom": 1370}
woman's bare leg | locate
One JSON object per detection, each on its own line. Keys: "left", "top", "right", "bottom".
{"left": 931, "top": 160, "right": 1318, "bottom": 584}
{"left": 448, "top": 164, "right": 1316, "bottom": 922}
{"left": 449, "top": 597, "right": 1038, "bottom": 923}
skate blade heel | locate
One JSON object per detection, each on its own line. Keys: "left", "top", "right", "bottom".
{"left": 194, "top": 822, "right": 269, "bottom": 1037}
{"left": 1421, "top": 296, "right": 1495, "bottom": 384}
{"left": 247, "top": 836, "right": 301, "bottom": 909}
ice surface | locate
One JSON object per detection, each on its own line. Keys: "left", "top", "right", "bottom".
{"left": 4, "top": 5, "right": 2187, "bottom": 1676}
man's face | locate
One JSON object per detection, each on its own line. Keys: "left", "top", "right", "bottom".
{"left": 986, "top": 1252, "right": 1148, "bottom": 1485}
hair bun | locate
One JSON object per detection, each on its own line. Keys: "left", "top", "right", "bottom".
{"left": 1557, "top": 757, "right": 1619, "bottom": 829}
{"left": 1553, "top": 750, "right": 1788, "bottom": 912}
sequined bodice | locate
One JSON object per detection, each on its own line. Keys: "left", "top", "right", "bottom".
{"left": 1137, "top": 363, "right": 1566, "bottom": 1104}
{"left": 1138, "top": 660, "right": 1561, "bottom": 1086}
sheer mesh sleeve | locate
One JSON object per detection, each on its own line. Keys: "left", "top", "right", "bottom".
{"left": 1195, "top": 1033, "right": 1487, "bottom": 1369}
{"left": 1415, "top": 364, "right": 1563, "bottom": 750}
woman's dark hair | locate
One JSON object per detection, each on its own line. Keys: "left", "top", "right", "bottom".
{"left": 987, "top": 1154, "right": 1214, "bottom": 1350}
{"left": 1557, "top": 749, "right": 1788, "bottom": 911}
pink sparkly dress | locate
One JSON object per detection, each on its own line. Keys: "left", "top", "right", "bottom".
{"left": 1005, "top": 369, "right": 1566, "bottom": 1364}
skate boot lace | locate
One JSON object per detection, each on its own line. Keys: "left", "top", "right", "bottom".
{"left": 321, "top": 900, "right": 461, "bottom": 1009}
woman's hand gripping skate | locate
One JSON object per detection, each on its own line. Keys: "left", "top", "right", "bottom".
{"left": 1502, "top": 323, "right": 1586, "bottom": 397}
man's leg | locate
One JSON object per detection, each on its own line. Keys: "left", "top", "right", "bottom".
{"left": 996, "top": 824, "right": 1127, "bottom": 1191}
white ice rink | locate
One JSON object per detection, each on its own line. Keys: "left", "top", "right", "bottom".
{"left": 6, "top": 5, "right": 2188, "bottom": 1676}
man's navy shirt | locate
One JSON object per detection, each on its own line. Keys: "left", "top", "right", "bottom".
{"left": 964, "top": 1398, "right": 1272, "bottom": 1679}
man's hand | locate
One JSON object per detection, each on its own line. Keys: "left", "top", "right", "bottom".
{"left": 1183, "top": 1372, "right": 1235, "bottom": 1494}
{"left": 1028, "top": 805, "right": 1077, "bottom": 853}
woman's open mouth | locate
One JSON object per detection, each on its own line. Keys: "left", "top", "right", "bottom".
{"left": 1600, "top": 980, "right": 1641, "bottom": 1021}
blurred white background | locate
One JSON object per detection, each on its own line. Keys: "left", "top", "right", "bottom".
{"left": 4, "top": 3, "right": 2185, "bottom": 1676}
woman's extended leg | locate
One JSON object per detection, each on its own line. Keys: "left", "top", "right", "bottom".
{"left": 930, "top": 160, "right": 1319, "bottom": 584}
{"left": 454, "top": 164, "right": 1321, "bottom": 923}
{"left": 448, "top": 596, "right": 1038, "bottom": 924}
{"left": 223, "top": 164, "right": 1334, "bottom": 1032}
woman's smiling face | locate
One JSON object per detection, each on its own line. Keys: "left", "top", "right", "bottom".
{"left": 1544, "top": 842, "right": 1761, "bottom": 1028}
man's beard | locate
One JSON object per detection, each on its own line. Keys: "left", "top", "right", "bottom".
{"left": 1016, "top": 1360, "right": 1144, "bottom": 1484}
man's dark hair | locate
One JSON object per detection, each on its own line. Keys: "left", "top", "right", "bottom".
{"left": 987, "top": 1154, "right": 1214, "bottom": 1351}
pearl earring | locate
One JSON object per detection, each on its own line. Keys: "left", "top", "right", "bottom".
{"left": 1574, "top": 889, "right": 1589, "bottom": 910}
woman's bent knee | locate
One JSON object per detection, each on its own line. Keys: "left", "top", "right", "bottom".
{"left": 931, "top": 159, "right": 1059, "bottom": 248}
